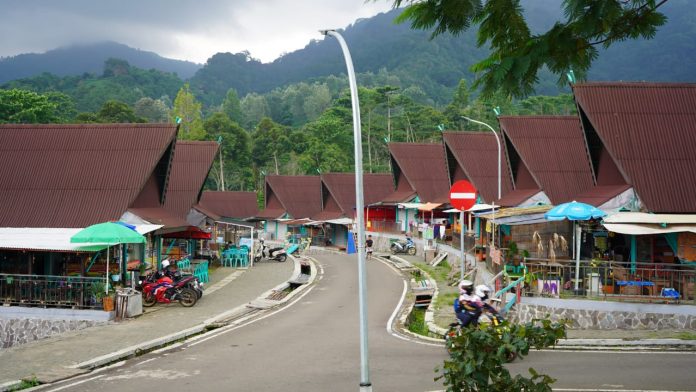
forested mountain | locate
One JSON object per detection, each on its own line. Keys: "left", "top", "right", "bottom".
{"left": 190, "top": 0, "right": 696, "bottom": 106}
{"left": 0, "top": 41, "right": 201, "bottom": 83}
{"left": 4, "top": 0, "right": 695, "bottom": 108}
{"left": 3, "top": 59, "right": 183, "bottom": 112}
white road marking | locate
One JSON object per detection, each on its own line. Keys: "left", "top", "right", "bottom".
{"left": 553, "top": 389, "right": 696, "bottom": 392}
{"left": 187, "top": 273, "right": 319, "bottom": 347}
{"left": 539, "top": 349, "right": 696, "bottom": 355}
{"left": 43, "top": 375, "right": 104, "bottom": 391}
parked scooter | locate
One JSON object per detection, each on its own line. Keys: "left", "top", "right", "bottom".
{"left": 139, "top": 272, "right": 198, "bottom": 307}
{"left": 390, "top": 238, "right": 417, "bottom": 255}
{"left": 254, "top": 239, "right": 287, "bottom": 262}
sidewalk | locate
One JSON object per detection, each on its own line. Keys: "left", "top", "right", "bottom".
{"left": 0, "top": 259, "right": 295, "bottom": 387}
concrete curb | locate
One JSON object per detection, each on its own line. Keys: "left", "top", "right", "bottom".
{"left": 50, "top": 254, "right": 317, "bottom": 377}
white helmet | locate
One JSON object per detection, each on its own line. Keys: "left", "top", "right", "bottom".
{"left": 475, "top": 284, "right": 491, "bottom": 298}
{"left": 458, "top": 279, "right": 474, "bottom": 295}
{"left": 161, "top": 259, "right": 170, "bottom": 268}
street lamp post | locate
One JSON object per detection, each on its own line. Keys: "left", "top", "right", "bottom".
{"left": 321, "top": 29, "right": 371, "bottom": 392}
{"left": 462, "top": 116, "right": 502, "bottom": 200}
{"left": 462, "top": 116, "right": 502, "bottom": 264}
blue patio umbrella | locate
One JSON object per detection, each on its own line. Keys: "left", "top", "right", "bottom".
{"left": 544, "top": 201, "right": 607, "bottom": 292}
{"left": 545, "top": 201, "right": 607, "bottom": 222}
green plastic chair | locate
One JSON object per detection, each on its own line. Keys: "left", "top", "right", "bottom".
{"left": 194, "top": 261, "right": 209, "bottom": 283}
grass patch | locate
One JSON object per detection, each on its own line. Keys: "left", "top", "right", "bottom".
{"left": 407, "top": 307, "right": 429, "bottom": 335}
{"left": 413, "top": 261, "right": 451, "bottom": 282}
{"left": 676, "top": 331, "right": 696, "bottom": 340}
{"left": 10, "top": 377, "right": 40, "bottom": 391}
{"left": 435, "top": 291, "right": 458, "bottom": 311}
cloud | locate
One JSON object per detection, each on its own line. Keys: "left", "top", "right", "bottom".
{"left": 0, "top": 0, "right": 393, "bottom": 63}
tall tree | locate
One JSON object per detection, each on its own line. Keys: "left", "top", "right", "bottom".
{"left": 391, "top": 0, "right": 669, "bottom": 97}
{"left": 251, "top": 117, "right": 289, "bottom": 174}
{"left": 172, "top": 83, "right": 206, "bottom": 140}
{"left": 240, "top": 93, "right": 270, "bottom": 130}
{"left": 95, "top": 100, "right": 146, "bottom": 123}
{"left": 221, "top": 88, "right": 244, "bottom": 125}
{"left": 0, "top": 89, "right": 61, "bottom": 123}
{"left": 134, "top": 97, "right": 170, "bottom": 123}
{"left": 204, "top": 112, "right": 252, "bottom": 191}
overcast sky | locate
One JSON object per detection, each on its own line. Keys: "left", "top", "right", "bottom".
{"left": 0, "top": 0, "right": 393, "bottom": 63}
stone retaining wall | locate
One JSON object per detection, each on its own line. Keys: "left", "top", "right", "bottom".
{"left": 1, "top": 317, "right": 103, "bottom": 348}
{"left": 508, "top": 303, "right": 696, "bottom": 330}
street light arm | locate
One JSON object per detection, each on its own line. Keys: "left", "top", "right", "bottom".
{"left": 462, "top": 116, "right": 502, "bottom": 200}
{"left": 322, "top": 29, "right": 371, "bottom": 392}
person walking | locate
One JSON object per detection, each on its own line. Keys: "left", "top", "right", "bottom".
{"left": 366, "top": 235, "right": 374, "bottom": 259}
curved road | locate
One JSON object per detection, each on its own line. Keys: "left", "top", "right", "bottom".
{"left": 43, "top": 254, "right": 447, "bottom": 392}
{"left": 40, "top": 253, "right": 696, "bottom": 392}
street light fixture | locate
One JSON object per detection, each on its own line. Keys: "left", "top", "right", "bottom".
{"left": 461, "top": 116, "right": 502, "bottom": 200}
{"left": 320, "top": 29, "right": 371, "bottom": 392}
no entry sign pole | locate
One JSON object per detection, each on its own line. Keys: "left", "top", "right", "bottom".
{"left": 449, "top": 180, "right": 478, "bottom": 280}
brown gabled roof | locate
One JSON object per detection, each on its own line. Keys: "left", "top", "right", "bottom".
{"left": 199, "top": 191, "right": 259, "bottom": 220}
{"left": 164, "top": 141, "right": 219, "bottom": 219}
{"left": 0, "top": 123, "right": 177, "bottom": 228}
{"left": 388, "top": 143, "right": 450, "bottom": 203}
{"left": 575, "top": 184, "right": 632, "bottom": 207}
{"left": 443, "top": 131, "right": 514, "bottom": 203}
{"left": 265, "top": 175, "right": 322, "bottom": 219}
{"left": 318, "top": 173, "right": 395, "bottom": 217}
{"left": 573, "top": 82, "right": 696, "bottom": 213}
{"left": 495, "top": 189, "right": 542, "bottom": 208}
{"left": 498, "top": 116, "right": 594, "bottom": 205}
{"left": 127, "top": 207, "right": 190, "bottom": 228}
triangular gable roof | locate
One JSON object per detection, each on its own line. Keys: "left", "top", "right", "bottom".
{"left": 0, "top": 123, "right": 177, "bottom": 228}
{"left": 199, "top": 191, "right": 259, "bottom": 220}
{"left": 265, "top": 175, "right": 322, "bottom": 219}
{"left": 573, "top": 82, "right": 696, "bottom": 213}
{"left": 320, "top": 173, "right": 395, "bottom": 214}
{"left": 164, "top": 141, "right": 219, "bottom": 219}
{"left": 443, "top": 131, "right": 514, "bottom": 203}
{"left": 388, "top": 143, "right": 450, "bottom": 204}
{"left": 498, "top": 116, "right": 594, "bottom": 205}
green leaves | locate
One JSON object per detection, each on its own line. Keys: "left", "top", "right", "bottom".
{"left": 438, "top": 317, "right": 567, "bottom": 391}
{"left": 393, "top": 0, "right": 669, "bottom": 98}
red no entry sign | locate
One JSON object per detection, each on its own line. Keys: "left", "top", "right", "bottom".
{"left": 449, "top": 180, "right": 478, "bottom": 211}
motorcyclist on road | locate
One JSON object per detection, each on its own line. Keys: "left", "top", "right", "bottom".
{"left": 454, "top": 283, "right": 498, "bottom": 328}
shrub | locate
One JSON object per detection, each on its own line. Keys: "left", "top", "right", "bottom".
{"left": 437, "top": 317, "right": 567, "bottom": 391}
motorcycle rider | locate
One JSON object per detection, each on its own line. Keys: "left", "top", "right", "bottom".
{"left": 454, "top": 283, "right": 498, "bottom": 328}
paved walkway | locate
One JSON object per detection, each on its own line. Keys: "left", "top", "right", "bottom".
{"left": 0, "top": 259, "right": 294, "bottom": 387}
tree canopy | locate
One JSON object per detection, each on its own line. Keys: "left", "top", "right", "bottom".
{"left": 391, "top": 0, "right": 669, "bottom": 97}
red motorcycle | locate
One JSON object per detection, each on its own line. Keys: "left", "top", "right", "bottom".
{"left": 140, "top": 272, "right": 198, "bottom": 307}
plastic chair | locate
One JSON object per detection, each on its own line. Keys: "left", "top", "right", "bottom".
{"left": 194, "top": 261, "right": 209, "bottom": 283}
{"left": 236, "top": 246, "right": 249, "bottom": 267}
{"left": 222, "top": 247, "right": 239, "bottom": 267}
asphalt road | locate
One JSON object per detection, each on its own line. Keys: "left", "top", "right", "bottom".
{"left": 508, "top": 350, "right": 696, "bottom": 391}
{"left": 39, "top": 253, "right": 696, "bottom": 392}
{"left": 42, "top": 254, "right": 447, "bottom": 392}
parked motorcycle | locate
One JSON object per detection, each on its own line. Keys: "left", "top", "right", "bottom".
{"left": 139, "top": 272, "right": 199, "bottom": 307}
{"left": 390, "top": 239, "right": 417, "bottom": 255}
{"left": 165, "top": 269, "right": 204, "bottom": 299}
{"left": 254, "top": 239, "right": 287, "bottom": 262}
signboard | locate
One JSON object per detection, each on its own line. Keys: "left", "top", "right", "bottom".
{"left": 449, "top": 180, "right": 478, "bottom": 211}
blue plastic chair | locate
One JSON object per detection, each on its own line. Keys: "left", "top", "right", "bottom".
{"left": 234, "top": 246, "right": 249, "bottom": 267}
{"left": 194, "top": 261, "right": 209, "bottom": 283}
{"left": 222, "top": 248, "right": 237, "bottom": 267}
